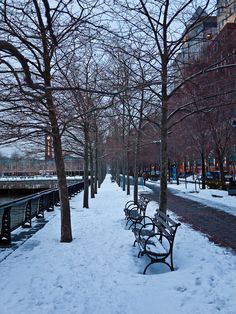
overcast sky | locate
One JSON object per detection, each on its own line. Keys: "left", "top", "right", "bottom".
{"left": 0, "top": 144, "right": 22, "bottom": 157}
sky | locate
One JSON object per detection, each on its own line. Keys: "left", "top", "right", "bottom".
{"left": 0, "top": 175, "right": 236, "bottom": 314}
{"left": 0, "top": 145, "right": 18, "bottom": 157}
{"left": 0, "top": 143, "right": 25, "bottom": 157}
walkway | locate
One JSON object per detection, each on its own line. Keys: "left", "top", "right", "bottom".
{"left": 145, "top": 182, "right": 236, "bottom": 252}
{"left": 0, "top": 176, "right": 236, "bottom": 314}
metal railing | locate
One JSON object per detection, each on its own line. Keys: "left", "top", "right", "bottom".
{"left": 0, "top": 181, "right": 84, "bottom": 245}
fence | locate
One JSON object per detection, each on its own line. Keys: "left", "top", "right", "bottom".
{"left": 0, "top": 181, "right": 84, "bottom": 245}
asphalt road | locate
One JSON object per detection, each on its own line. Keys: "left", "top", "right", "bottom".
{"left": 144, "top": 182, "right": 236, "bottom": 252}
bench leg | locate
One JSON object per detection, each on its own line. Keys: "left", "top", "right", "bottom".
{"left": 125, "top": 219, "right": 129, "bottom": 226}
{"left": 143, "top": 259, "right": 174, "bottom": 274}
{"left": 163, "top": 261, "right": 174, "bottom": 271}
{"left": 143, "top": 261, "right": 154, "bottom": 274}
{"left": 170, "top": 254, "right": 174, "bottom": 271}
{"left": 128, "top": 222, "right": 135, "bottom": 230}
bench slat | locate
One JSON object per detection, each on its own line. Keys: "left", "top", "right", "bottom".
{"left": 145, "top": 240, "right": 167, "bottom": 255}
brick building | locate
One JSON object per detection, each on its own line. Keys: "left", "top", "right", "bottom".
{"left": 217, "top": 0, "right": 236, "bottom": 31}
{"left": 170, "top": 19, "right": 236, "bottom": 177}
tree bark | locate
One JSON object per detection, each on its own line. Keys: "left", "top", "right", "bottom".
{"left": 126, "top": 150, "right": 130, "bottom": 195}
{"left": 90, "top": 143, "right": 95, "bottom": 198}
{"left": 201, "top": 151, "right": 206, "bottom": 189}
{"left": 47, "top": 94, "right": 72, "bottom": 242}
{"left": 83, "top": 126, "right": 89, "bottom": 208}
{"left": 159, "top": 99, "right": 168, "bottom": 213}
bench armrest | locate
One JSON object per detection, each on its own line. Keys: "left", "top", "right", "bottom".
{"left": 138, "top": 215, "right": 153, "bottom": 226}
{"left": 124, "top": 205, "right": 138, "bottom": 213}
{"left": 124, "top": 200, "right": 135, "bottom": 209}
{"left": 136, "top": 222, "right": 156, "bottom": 238}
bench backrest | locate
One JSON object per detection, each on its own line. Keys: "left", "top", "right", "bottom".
{"left": 138, "top": 196, "right": 149, "bottom": 207}
{"left": 138, "top": 197, "right": 149, "bottom": 213}
{"left": 152, "top": 209, "right": 180, "bottom": 242}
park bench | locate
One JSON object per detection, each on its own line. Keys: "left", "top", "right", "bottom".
{"left": 124, "top": 195, "right": 149, "bottom": 229}
{"left": 132, "top": 209, "right": 181, "bottom": 274}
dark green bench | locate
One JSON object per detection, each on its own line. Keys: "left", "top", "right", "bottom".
{"left": 124, "top": 196, "right": 149, "bottom": 229}
{"left": 132, "top": 209, "right": 181, "bottom": 274}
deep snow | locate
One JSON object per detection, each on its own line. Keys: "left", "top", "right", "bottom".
{"left": 0, "top": 175, "right": 236, "bottom": 314}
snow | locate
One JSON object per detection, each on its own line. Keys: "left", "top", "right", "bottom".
{"left": 0, "top": 175, "right": 236, "bottom": 314}
{"left": 147, "top": 179, "right": 236, "bottom": 216}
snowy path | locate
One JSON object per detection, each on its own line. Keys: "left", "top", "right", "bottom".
{"left": 0, "top": 175, "right": 236, "bottom": 314}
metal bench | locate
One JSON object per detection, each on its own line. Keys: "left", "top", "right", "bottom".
{"left": 124, "top": 196, "right": 149, "bottom": 229}
{"left": 132, "top": 209, "right": 181, "bottom": 274}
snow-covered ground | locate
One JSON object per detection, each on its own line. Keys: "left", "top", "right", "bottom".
{"left": 0, "top": 175, "right": 236, "bottom": 314}
{"left": 147, "top": 179, "right": 236, "bottom": 216}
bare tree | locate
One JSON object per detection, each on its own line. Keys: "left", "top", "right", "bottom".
{"left": 107, "top": 1, "right": 236, "bottom": 212}
{"left": 59, "top": 44, "right": 110, "bottom": 208}
{"left": 0, "top": 0, "right": 103, "bottom": 241}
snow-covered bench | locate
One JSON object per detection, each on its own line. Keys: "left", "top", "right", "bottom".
{"left": 132, "top": 209, "right": 181, "bottom": 274}
{"left": 124, "top": 196, "right": 149, "bottom": 229}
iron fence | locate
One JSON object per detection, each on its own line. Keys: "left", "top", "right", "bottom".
{"left": 0, "top": 181, "right": 84, "bottom": 245}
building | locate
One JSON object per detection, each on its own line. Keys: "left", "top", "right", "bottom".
{"left": 170, "top": 20, "right": 236, "bottom": 177}
{"left": 217, "top": 0, "right": 236, "bottom": 31}
{"left": 181, "top": 7, "right": 217, "bottom": 62}
{"left": 172, "top": 7, "right": 217, "bottom": 90}
{"left": 0, "top": 155, "right": 84, "bottom": 177}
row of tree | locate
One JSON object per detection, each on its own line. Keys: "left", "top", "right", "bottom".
{"left": 0, "top": 1, "right": 235, "bottom": 243}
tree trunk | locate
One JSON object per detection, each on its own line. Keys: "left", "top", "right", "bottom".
{"left": 159, "top": 99, "right": 168, "bottom": 213}
{"left": 122, "top": 161, "right": 126, "bottom": 191}
{"left": 176, "top": 163, "right": 179, "bottom": 185}
{"left": 52, "top": 133, "right": 72, "bottom": 242}
{"left": 83, "top": 127, "right": 89, "bottom": 208}
{"left": 98, "top": 159, "right": 102, "bottom": 188}
{"left": 133, "top": 167, "right": 138, "bottom": 205}
{"left": 90, "top": 144, "right": 95, "bottom": 198}
{"left": 47, "top": 92, "right": 72, "bottom": 242}
{"left": 94, "top": 142, "right": 98, "bottom": 194}
{"left": 133, "top": 142, "right": 139, "bottom": 205}
{"left": 116, "top": 159, "right": 120, "bottom": 186}
{"left": 201, "top": 151, "right": 206, "bottom": 189}
{"left": 126, "top": 152, "right": 130, "bottom": 195}
{"left": 122, "top": 104, "right": 126, "bottom": 191}
{"left": 218, "top": 154, "right": 225, "bottom": 186}
{"left": 126, "top": 135, "right": 130, "bottom": 195}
